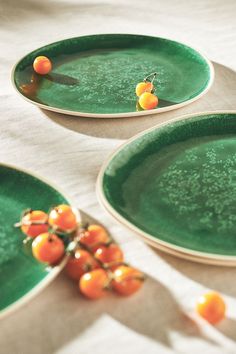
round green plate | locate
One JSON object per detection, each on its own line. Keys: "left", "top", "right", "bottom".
{"left": 12, "top": 34, "right": 214, "bottom": 118}
{"left": 0, "top": 164, "right": 71, "bottom": 318}
{"left": 97, "top": 112, "right": 236, "bottom": 265}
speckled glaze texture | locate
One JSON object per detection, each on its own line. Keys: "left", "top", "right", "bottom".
{"left": 0, "top": 165, "right": 68, "bottom": 312}
{"left": 102, "top": 113, "right": 236, "bottom": 256}
{"left": 14, "top": 34, "right": 212, "bottom": 115}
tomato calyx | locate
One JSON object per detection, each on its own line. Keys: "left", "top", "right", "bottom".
{"left": 47, "top": 232, "right": 54, "bottom": 243}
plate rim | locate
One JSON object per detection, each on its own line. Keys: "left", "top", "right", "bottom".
{"left": 11, "top": 33, "right": 215, "bottom": 119}
{"left": 0, "top": 162, "right": 77, "bottom": 320}
{"left": 96, "top": 110, "right": 236, "bottom": 265}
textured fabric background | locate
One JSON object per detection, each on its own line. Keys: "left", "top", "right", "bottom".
{"left": 0, "top": 0, "right": 236, "bottom": 353}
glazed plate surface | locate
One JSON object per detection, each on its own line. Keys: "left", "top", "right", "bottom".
{"left": 97, "top": 112, "right": 236, "bottom": 264}
{"left": 13, "top": 34, "right": 214, "bottom": 118}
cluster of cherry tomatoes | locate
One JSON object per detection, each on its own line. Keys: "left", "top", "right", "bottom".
{"left": 16, "top": 205, "right": 226, "bottom": 322}
{"left": 16, "top": 205, "right": 145, "bottom": 300}
{"left": 66, "top": 222, "right": 145, "bottom": 299}
{"left": 136, "top": 72, "right": 159, "bottom": 110}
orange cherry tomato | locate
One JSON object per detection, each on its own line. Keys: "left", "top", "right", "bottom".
{"left": 112, "top": 265, "right": 144, "bottom": 296}
{"left": 48, "top": 204, "right": 78, "bottom": 232}
{"left": 139, "top": 92, "right": 158, "bottom": 110}
{"left": 94, "top": 243, "right": 123, "bottom": 265}
{"left": 135, "top": 81, "right": 154, "bottom": 97}
{"left": 33, "top": 56, "right": 52, "bottom": 75}
{"left": 79, "top": 269, "right": 110, "bottom": 299}
{"left": 21, "top": 210, "right": 48, "bottom": 238}
{"left": 66, "top": 249, "right": 99, "bottom": 281}
{"left": 79, "top": 225, "right": 110, "bottom": 249}
{"left": 196, "top": 291, "right": 226, "bottom": 324}
{"left": 32, "top": 233, "right": 65, "bottom": 264}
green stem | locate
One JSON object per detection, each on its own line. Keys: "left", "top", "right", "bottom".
{"left": 144, "top": 72, "right": 157, "bottom": 83}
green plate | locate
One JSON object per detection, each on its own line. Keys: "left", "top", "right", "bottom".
{"left": 0, "top": 164, "right": 70, "bottom": 318}
{"left": 97, "top": 112, "right": 236, "bottom": 264}
{"left": 12, "top": 34, "right": 214, "bottom": 118}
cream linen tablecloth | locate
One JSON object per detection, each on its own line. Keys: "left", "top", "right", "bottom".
{"left": 1, "top": 0, "right": 236, "bottom": 353}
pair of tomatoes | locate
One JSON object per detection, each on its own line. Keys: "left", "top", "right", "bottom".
{"left": 77, "top": 266, "right": 144, "bottom": 300}
{"left": 20, "top": 204, "right": 78, "bottom": 264}
{"left": 135, "top": 77, "right": 158, "bottom": 110}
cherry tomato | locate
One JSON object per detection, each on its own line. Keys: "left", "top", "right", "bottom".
{"left": 79, "top": 225, "right": 110, "bottom": 249}
{"left": 135, "top": 81, "right": 154, "bottom": 97}
{"left": 32, "top": 232, "right": 65, "bottom": 264}
{"left": 48, "top": 204, "right": 78, "bottom": 232}
{"left": 79, "top": 269, "right": 110, "bottom": 299}
{"left": 66, "top": 249, "right": 99, "bottom": 281}
{"left": 139, "top": 92, "right": 158, "bottom": 110}
{"left": 112, "top": 265, "right": 144, "bottom": 296}
{"left": 94, "top": 243, "right": 123, "bottom": 265}
{"left": 33, "top": 56, "right": 52, "bottom": 75}
{"left": 21, "top": 210, "right": 48, "bottom": 238}
{"left": 196, "top": 291, "right": 226, "bottom": 324}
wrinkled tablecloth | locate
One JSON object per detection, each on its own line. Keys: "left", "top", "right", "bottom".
{"left": 1, "top": 0, "right": 236, "bottom": 353}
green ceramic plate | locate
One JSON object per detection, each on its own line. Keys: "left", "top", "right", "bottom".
{"left": 12, "top": 34, "right": 214, "bottom": 118}
{"left": 97, "top": 112, "right": 236, "bottom": 264}
{"left": 0, "top": 164, "right": 71, "bottom": 318}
